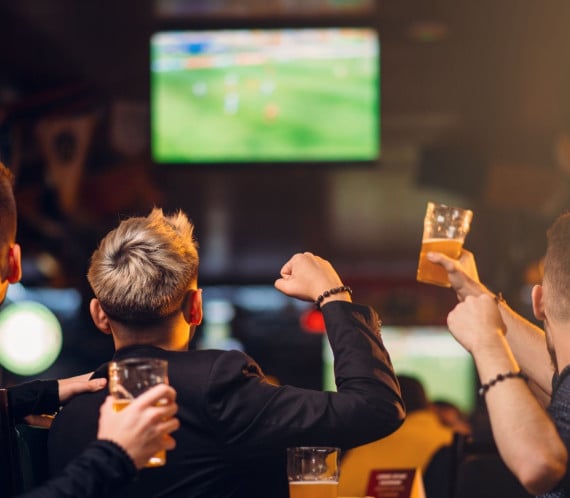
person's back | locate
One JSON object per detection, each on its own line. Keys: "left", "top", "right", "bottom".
{"left": 48, "top": 209, "right": 405, "bottom": 498}
{"left": 338, "top": 375, "right": 454, "bottom": 498}
{"left": 50, "top": 347, "right": 290, "bottom": 497}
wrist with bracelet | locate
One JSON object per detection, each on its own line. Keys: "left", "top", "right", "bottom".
{"left": 478, "top": 369, "right": 528, "bottom": 397}
{"left": 314, "top": 285, "right": 352, "bottom": 310}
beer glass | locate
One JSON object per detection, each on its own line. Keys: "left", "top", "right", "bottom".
{"left": 287, "top": 446, "right": 340, "bottom": 498}
{"left": 416, "top": 201, "right": 473, "bottom": 287}
{"left": 108, "top": 357, "right": 169, "bottom": 467}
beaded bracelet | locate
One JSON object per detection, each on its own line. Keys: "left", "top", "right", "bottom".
{"left": 314, "top": 286, "right": 352, "bottom": 310}
{"left": 478, "top": 370, "right": 528, "bottom": 397}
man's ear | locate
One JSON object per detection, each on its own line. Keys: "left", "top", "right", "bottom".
{"left": 532, "top": 284, "right": 546, "bottom": 321}
{"left": 89, "top": 298, "right": 113, "bottom": 335}
{"left": 182, "top": 289, "right": 203, "bottom": 326}
{"left": 7, "top": 244, "right": 22, "bottom": 283}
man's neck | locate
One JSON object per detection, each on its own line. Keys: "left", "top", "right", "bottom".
{"left": 111, "top": 322, "right": 191, "bottom": 352}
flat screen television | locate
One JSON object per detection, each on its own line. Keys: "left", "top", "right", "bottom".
{"left": 150, "top": 27, "right": 380, "bottom": 165}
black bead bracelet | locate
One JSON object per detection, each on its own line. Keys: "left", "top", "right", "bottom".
{"left": 478, "top": 370, "right": 528, "bottom": 397}
{"left": 314, "top": 286, "right": 352, "bottom": 310}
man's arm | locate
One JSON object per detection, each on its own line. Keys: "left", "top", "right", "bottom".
{"left": 494, "top": 299, "right": 554, "bottom": 398}
{"left": 447, "top": 294, "right": 567, "bottom": 495}
{"left": 428, "top": 250, "right": 554, "bottom": 396}
{"left": 18, "top": 384, "right": 179, "bottom": 498}
{"left": 207, "top": 302, "right": 404, "bottom": 450}
{"left": 17, "top": 440, "right": 136, "bottom": 498}
{"left": 206, "top": 252, "right": 404, "bottom": 449}
{"left": 8, "top": 375, "right": 107, "bottom": 421}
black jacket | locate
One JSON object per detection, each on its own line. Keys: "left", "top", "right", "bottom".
{"left": 7, "top": 381, "right": 136, "bottom": 498}
{"left": 49, "top": 301, "right": 405, "bottom": 498}
{"left": 8, "top": 380, "right": 59, "bottom": 420}
{"left": 18, "top": 441, "right": 136, "bottom": 498}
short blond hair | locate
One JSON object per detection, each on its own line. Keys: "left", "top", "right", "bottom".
{"left": 87, "top": 208, "right": 199, "bottom": 323}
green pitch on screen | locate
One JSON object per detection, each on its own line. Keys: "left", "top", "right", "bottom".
{"left": 151, "top": 31, "right": 380, "bottom": 163}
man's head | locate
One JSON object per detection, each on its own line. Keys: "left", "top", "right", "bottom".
{"left": 532, "top": 212, "right": 570, "bottom": 370}
{"left": 397, "top": 375, "right": 429, "bottom": 413}
{"left": 0, "top": 162, "right": 21, "bottom": 304}
{"left": 87, "top": 208, "right": 201, "bottom": 348}
{"left": 541, "top": 213, "right": 570, "bottom": 320}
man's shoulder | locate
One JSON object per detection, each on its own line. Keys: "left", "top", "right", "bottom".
{"left": 169, "top": 348, "right": 253, "bottom": 367}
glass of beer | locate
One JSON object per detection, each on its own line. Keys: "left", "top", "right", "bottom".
{"left": 287, "top": 446, "right": 340, "bottom": 498}
{"left": 416, "top": 201, "right": 473, "bottom": 287}
{"left": 108, "top": 357, "right": 169, "bottom": 467}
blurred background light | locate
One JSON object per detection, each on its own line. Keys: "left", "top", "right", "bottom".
{"left": 0, "top": 301, "right": 63, "bottom": 376}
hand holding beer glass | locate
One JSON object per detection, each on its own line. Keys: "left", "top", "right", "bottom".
{"left": 108, "top": 357, "right": 170, "bottom": 467}
{"left": 287, "top": 446, "right": 340, "bottom": 498}
{"left": 416, "top": 202, "right": 473, "bottom": 287}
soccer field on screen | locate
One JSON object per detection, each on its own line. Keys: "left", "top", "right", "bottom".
{"left": 151, "top": 55, "right": 380, "bottom": 163}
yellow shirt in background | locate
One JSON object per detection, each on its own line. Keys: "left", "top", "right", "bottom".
{"left": 338, "top": 410, "right": 454, "bottom": 497}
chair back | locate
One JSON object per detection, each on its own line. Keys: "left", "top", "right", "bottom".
{"left": 0, "top": 388, "right": 50, "bottom": 497}
{"left": 0, "top": 388, "right": 19, "bottom": 496}
{"left": 450, "top": 433, "right": 533, "bottom": 498}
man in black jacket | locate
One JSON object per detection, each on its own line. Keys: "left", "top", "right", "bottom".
{"left": 49, "top": 207, "right": 405, "bottom": 498}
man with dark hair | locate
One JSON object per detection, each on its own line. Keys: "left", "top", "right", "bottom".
{"left": 49, "top": 208, "right": 406, "bottom": 498}
{"left": 0, "top": 161, "right": 104, "bottom": 419}
{"left": 429, "top": 212, "right": 570, "bottom": 497}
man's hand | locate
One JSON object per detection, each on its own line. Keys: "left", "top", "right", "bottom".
{"left": 58, "top": 373, "right": 107, "bottom": 404}
{"left": 427, "top": 249, "right": 489, "bottom": 301}
{"left": 274, "top": 252, "right": 350, "bottom": 307}
{"left": 447, "top": 294, "right": 506, "bottom": 353}
{"left": 97, "top": 384, "right": 180, "bottom": 469}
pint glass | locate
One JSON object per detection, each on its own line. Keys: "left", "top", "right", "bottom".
{"left": 108, "top": 357, "right": 169, "bottom": 467}
{"left": 416, "top": 202, "right": 473, "bottom": 287}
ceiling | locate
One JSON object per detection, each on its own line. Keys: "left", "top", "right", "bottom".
{"left": 0, "top": 0, "right": 569, "bottom": 295}
{"left": 2, "top": 1, "right": 570, "bottom": 148}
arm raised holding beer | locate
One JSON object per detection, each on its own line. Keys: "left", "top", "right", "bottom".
{"left": 422, "top": 209, "right": 570, "bottom": 495}
{"left": 427, "top": 249, "right": 554, "bottom": 397}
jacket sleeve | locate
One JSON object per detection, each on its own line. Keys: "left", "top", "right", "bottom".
{"left": 207, "top": 301, "right": 405, "bottom": 451}
{"left": 7, "top": 380, "right": 60, "bottom": 420}
{"left": 17, "top": 440, "right": 137, "bottom": 498}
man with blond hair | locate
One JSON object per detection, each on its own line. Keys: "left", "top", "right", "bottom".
{"left": 49, "top": 207, "right": 405, "bottom": 498}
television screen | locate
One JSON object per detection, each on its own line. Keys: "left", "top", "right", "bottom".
{"left": 324, "top": 325, "right": 476, "bottom": 413}
{"left": 150, "top": 27, "right": 380, "bottom": 164}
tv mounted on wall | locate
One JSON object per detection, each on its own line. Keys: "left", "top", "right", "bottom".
{"left": 150, "top": 27, "right": 380, "bottom": 165}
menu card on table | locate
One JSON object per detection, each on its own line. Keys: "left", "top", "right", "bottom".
{"left": 366, "top": 468, "right": 426, "bottom": 498}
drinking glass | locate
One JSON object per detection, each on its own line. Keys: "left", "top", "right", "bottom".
{"left": 108, "top": 357, "right": 169, "bottom": 467}
{"left": 287, "top": 446, "right": 340, "bottom": 498}
{"left": 416, "top": 201, "right": 473, "bottom": 287}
